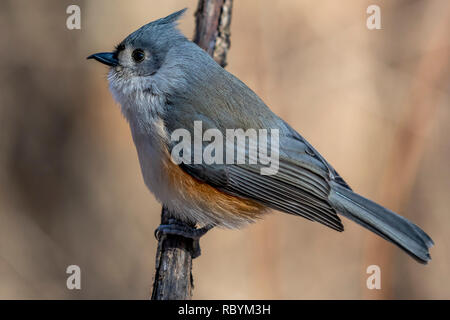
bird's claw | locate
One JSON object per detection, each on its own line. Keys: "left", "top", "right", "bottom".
{"left": 154, "top": 218, "right": 212, "bottom": 258}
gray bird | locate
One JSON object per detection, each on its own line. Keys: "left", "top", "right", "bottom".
{"left": 88, "top": 9, "right": 433, "bottom": 263}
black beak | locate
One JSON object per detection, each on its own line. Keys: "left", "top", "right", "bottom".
{"left": 87, "top": 52, "right": 118, "bottom": 67}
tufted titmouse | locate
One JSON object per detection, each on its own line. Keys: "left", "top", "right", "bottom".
{"left": 88, "top": 9, "right": 433, "bottom": 263}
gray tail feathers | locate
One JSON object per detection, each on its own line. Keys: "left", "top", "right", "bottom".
{"left": 328, "top": 181, "right": 434, "bottom": 264}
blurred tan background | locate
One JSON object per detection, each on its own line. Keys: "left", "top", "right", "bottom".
{"left": 0, "top": 0, "right": 449, "bottom": 299}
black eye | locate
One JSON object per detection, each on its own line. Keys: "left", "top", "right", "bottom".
{"left": 132, "top": 49, "right": 145, "bottom": 63}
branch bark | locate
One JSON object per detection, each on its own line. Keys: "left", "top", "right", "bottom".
{"left": 151, "top": 207, "right": 195, "bottom": 300}
{"left": 151, "top": 0, "right": 233, "bottom": 300}
{"left": 194, "top": 0, "right": 233, "bottom": 67}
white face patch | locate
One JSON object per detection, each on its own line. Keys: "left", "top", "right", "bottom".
{"left": 117, "top": 47, "right": 135, "bottom": 68}
{"left": 107, "top": 45, "right": 190, "bottom": 124}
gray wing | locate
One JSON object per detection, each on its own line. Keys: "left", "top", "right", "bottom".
{"left": 162, "top": 54, "right": 350, "bottom": 231}
{"left": 282, "top": 121, "right": 352, "bottom": 191}
{"left": 176, "top": 123, "right": 347, "bottom": 232}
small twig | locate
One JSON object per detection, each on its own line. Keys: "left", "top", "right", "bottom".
{"left": 151, "top": 0, "right": 233, "bottom": 300}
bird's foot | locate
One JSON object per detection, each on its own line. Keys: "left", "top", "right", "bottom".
{"left": 154, "top": 218, "right": 212, "bottom": 258}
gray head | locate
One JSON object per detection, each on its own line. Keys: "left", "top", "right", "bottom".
{"left": 88, "top": 8, "right": 189, "bottom": 81}
{"left": 87, "top": 8, "right": 211, "bottom": 120}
